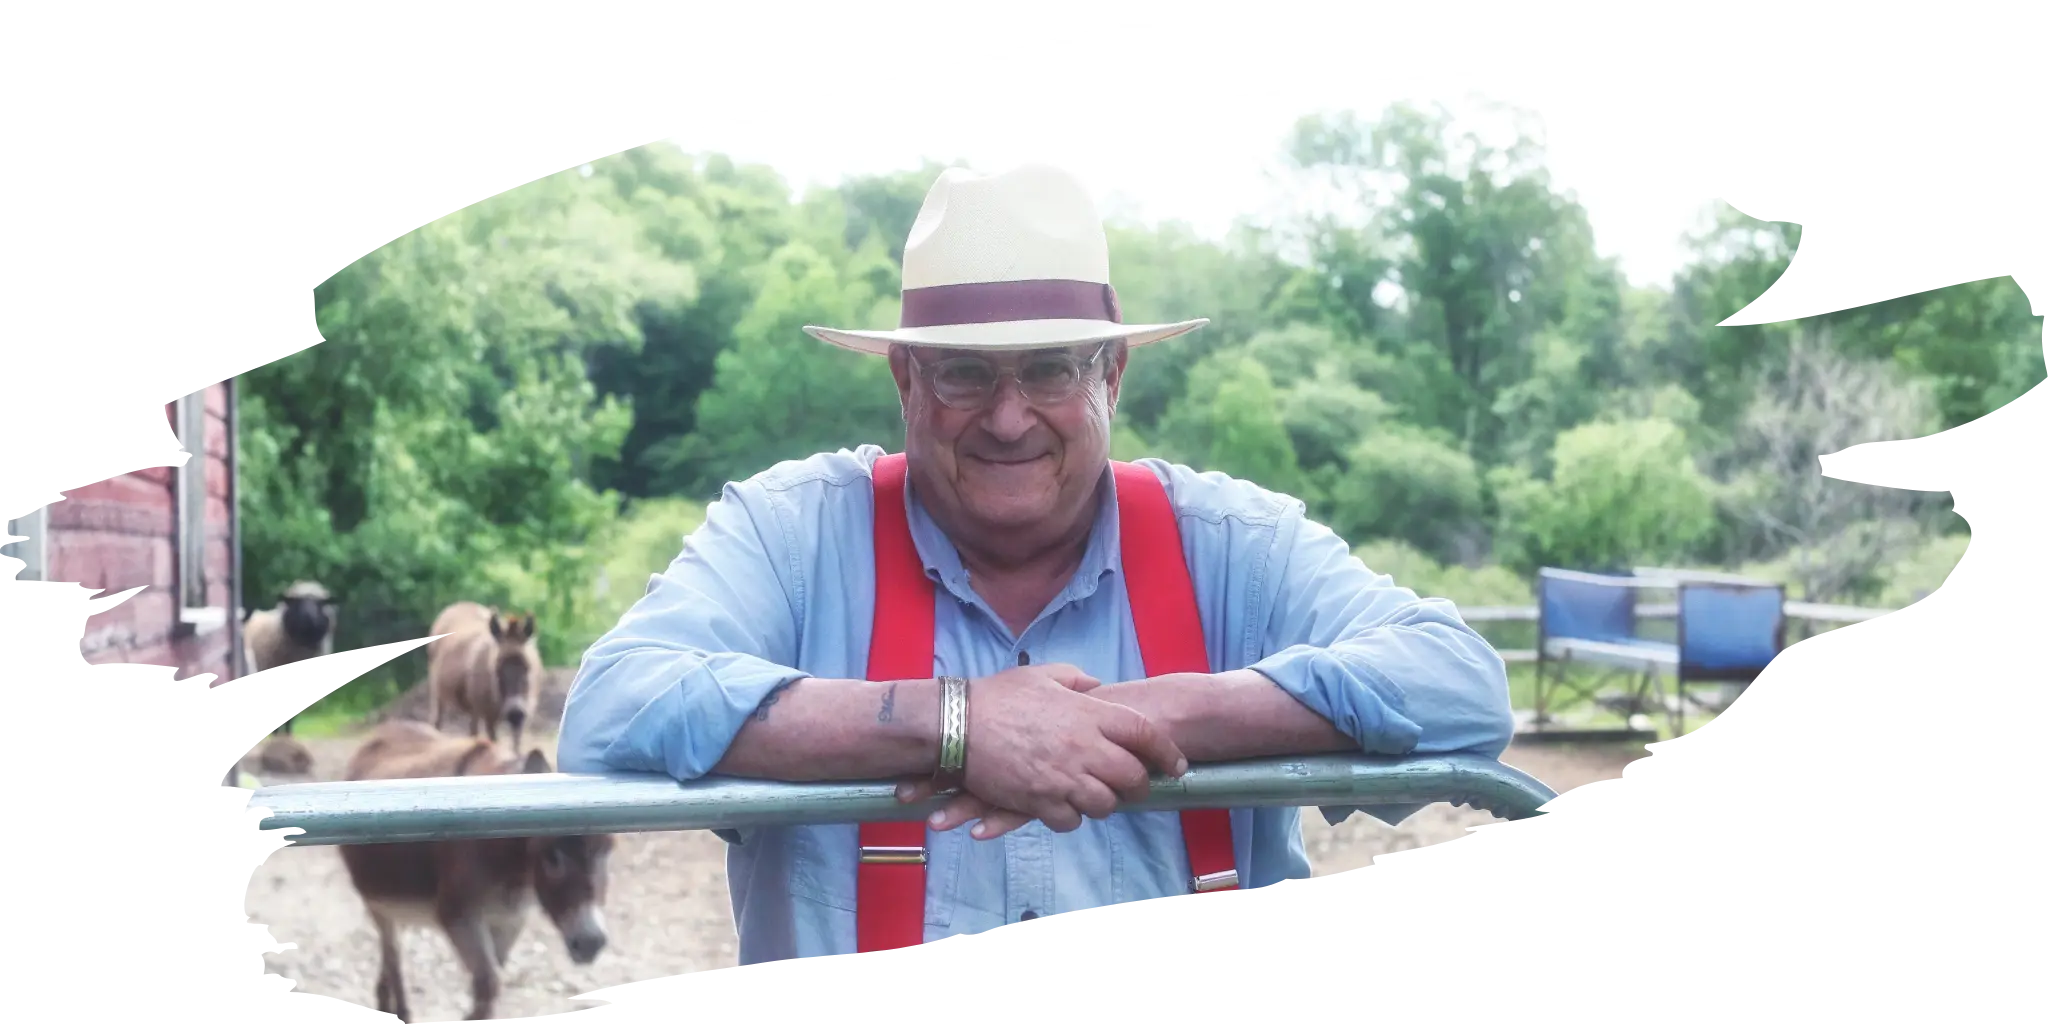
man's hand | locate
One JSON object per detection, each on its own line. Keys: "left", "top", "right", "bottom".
{"left": 895, "top": 662, "right": 1187, "bottom": 840}
{"left": 897, "top": 669, "right": 1356, "bottom": 838}
{"left": 892, "top": 664, "right": 1103, "bottom": 832}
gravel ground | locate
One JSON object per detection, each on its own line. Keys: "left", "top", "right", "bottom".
{"left": 243, "top": 709, "right": 1641, "bottom": 1022}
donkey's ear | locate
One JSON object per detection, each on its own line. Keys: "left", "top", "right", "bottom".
{"left": 489, "top": 614, "right": 503, "bottom": 641}
{"left": 521, "top": 614, "right": 538, "bottom": 640}
{"left": 522, "top": 749, "right": 551, "bottom": 774}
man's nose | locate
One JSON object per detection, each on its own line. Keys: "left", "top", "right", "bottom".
{"left": 979, "top": 378, "right": 1037, "bottom": 439}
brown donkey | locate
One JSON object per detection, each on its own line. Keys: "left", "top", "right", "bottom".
{"left": 428, "top": 601, "right": 542, "bottom": 753}
{"left": 340, "top": 720, "right": 613, "bottom": 1022}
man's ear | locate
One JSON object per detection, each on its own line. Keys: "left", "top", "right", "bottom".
{"left": 888, "top": 345, "right": 915, "bottom": 418}
{"left": 1103, "top": 342, "right": 1129, "bottom": 412}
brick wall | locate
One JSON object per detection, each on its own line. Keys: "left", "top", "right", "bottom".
{"left": 47, "top": 382, "right": 237, "bottom": 683}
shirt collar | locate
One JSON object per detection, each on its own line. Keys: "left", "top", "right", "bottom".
{"left": 901, "top": 463, "right": 1124, "bottom": 608}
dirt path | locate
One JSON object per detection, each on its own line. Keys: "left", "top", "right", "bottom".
{"left": 243, "top": 728, "right": 1639, "bottom": 1021}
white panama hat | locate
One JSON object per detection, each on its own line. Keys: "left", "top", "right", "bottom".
{"left": 802, "top": 162, "right": 1209, "bottom": 355}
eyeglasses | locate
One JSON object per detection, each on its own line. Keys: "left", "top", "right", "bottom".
{"left": 910, "top": 342, "right": 1111, "bottom": 412}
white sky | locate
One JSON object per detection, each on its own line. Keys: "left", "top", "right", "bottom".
{"left": 647, "top": 2, "right": 1736, "bottom": 288}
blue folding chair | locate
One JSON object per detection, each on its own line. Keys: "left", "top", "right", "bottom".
{"left": 1534, "top": 568, "right": 1676, "bottom": 728}
{"left": 1674, "top": 580, "right": 1786, "bottom": 733}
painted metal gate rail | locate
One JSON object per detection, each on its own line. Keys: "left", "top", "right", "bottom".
{"left": 248, "top": 753, "right": 1559, "bottom": 846}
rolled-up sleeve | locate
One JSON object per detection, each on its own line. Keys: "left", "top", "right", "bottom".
{"left": 557, "top": 481, "right": 808, "bottom": 782}
{"left": 1248, "top": 512, "right": 1515, "bottom": 826}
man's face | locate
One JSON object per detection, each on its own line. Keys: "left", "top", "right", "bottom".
{"left": 890, "top": 341, "right": 1127, "bottom": 534}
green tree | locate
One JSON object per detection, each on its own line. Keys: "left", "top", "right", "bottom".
{"left": 1107, "top": 221, "right": 1314, "bottom": 431}
{"left": 1282, "top": 101, "right": 1630, "bottom": 465}
{"left": 838, "top": 161, "right": 958, "bottom": 263}
{"left": 242, "top": 157, "right": 693, "bottom": 681}
{"left": 1320, "top": 424, "right": 1484, "bottom": 560}
{"left": 1491, "top": 417, "right": 1717, "bottom": 574}
{"left": 579, "top": 147, "right": 801, "bottom": 497}
{"left": 1713, "top": 327, "right": 1944, "bottom": 601}
{"left": 1829, "top": 277, "right": 2044, "bottom": 431}
{"left": 675, "top": 238, "right": 906, "bottom": 489}
{"left": 1658, "top": 206, "right": 1807, "bottom": 439}
{"left": 1151, "top": 349, "right": 1306, "bottom": 498}
{"left": 1228, "top": 322, "right": 1401, "bottom": 479}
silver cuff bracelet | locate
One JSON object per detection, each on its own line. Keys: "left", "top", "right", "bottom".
{"left": 933, "top": 675, "right": 968, "bottom": 794}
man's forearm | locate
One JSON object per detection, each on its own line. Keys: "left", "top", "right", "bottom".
{"left": 1093, "top": 670, "right": 1356, "bottom": 763}
{"left": 713, "top": 676, "right": 945, "bottom": 781}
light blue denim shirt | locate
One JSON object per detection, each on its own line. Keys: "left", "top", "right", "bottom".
{"left": 559, "top": 445, "right": 1513, "bottom": 964}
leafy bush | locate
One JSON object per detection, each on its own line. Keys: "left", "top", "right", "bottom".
{"left": 591, "top": 496, "right": 710, "bottom": 627}
{"left": 1875, "top": 531, "right": 1970, "bottom": 607}
{"left": 1352, "top": 538, "right": 1534, "bottom": 607}
{"left": 1152, "top": 349, "right": 1306, "bottom": 498}
{"left": 1321, "top": 424, "right": 1484, "bottom": 562}
{"left": 1110, "top": 420, "right": 1158, "bottom": 462}
{"left": 475, "top": 495, "right": 711, "bottom": 663}
{"left": 1492, "top": 417, "right": 1717, "bottom": 574}
{"left": 1735, "top": 528, "right": 1969, "bottom": 607}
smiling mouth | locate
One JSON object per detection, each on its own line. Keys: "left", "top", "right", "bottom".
{"left": 968, "top": 453, "right": 1051, "bottom": 466}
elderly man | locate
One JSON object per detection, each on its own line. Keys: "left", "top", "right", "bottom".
{"left": 558, "top": 162, "right": 1514, "bottom": 964}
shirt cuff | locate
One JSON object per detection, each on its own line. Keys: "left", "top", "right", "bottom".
{"left": 1249, "top": 644, "right": 1425, "bottom": 755}
{"left": 603, "top": 652, "right": 809, "bottom": 782}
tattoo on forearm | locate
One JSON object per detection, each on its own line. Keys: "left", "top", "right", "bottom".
{"left": 752, "top": 683, "right": 790, "bottom": 723}
{"left": 877, "top": 683, "right": 897, "bottom": 723}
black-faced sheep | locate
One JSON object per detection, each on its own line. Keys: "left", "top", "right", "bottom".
{"left": 242, "top": 579, "right": 337, "bottom": 737}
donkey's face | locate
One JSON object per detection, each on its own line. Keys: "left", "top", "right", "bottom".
{"left": 488, "top": 612, "right": 539, "bottom": 730}
{"left": 514, "top": 749, "right": 612, "bottom": 965}
{"left": 529, "top": 832, "right": 614, "bottom": 964}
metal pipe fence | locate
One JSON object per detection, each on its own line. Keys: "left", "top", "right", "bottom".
{"left": 248, "top": 753, "right": 1559, "bottom": 846}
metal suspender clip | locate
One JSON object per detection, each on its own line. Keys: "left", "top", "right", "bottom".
{"left": 1191, "top": 869, "right": 1239, "bottom": 893}
{"left": 860, "top": 846, "right": 928, "bottom": 866}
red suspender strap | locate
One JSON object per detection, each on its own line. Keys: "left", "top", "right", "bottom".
{"left": 1109, "top": 461, "right": 1240, "bottom": 895}
{"left": 858, "top": 453, "right": 934, "bottom": 953}
{"left": 856, "top": 455, "right": 1241, "bottom": 954}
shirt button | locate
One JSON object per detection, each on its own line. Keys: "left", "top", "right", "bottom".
{"left": 1017, "top": 651, "right": 1030, "bottom": 666}
{"left": 1020, "top": 910, "right": 1038, "bottom": 921}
